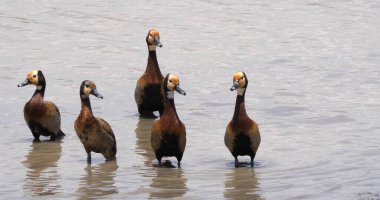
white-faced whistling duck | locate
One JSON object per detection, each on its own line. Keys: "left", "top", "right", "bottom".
{"left": 18, "top": 70, "right": 65, "bottom": 141}
{"left": 225, "top": 71, "right": 261, "bottom": 167}
{"left": 74, "top": 80, "right": 117, "bottom": 163}
{"left": 135, "top": 29, "right": 165, "bottom": 118}
{"left": 151, "top": 74, "right": 187, "bottom": 168}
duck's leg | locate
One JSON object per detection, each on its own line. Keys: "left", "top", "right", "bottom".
{"left": 28, "top": 121, "right": 41, "bottom": 140}
{"left": 234, "top": 157, "right": 239, "bottom": 168}
{"left": 176, "top": 153, "right": 183, "bottom": 168}
{"left": 158, "top": 158, "right": 162, "bottom": 166}
{"left": 140, "top": 111, "right": 157, "bottom": 119}
{"left": 155, "top": 151, "right": 162, "bottom": 166}
{"left": 250, "top": 153, "right": 256, "bottom": 168}
{"left": 32, "top": 132, "right": 40, "bottom": 141}
{"left": 32, "top": 138, "right": 41, "bottom": 143}
{"left": 156, "top": 153, "right": 162, "bottom": 166}
{"left": 50, "top": 132, "right": 59, "bottom": 141}
{"left": 87, "top": 151, "right": 91, "bottom": 163}
{"left": 50, "top": 134, "right": 57, "bottom": 141}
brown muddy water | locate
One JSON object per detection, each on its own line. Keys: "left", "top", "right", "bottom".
{"left": 1, "top": 0, "right": 380, "bottom": 199}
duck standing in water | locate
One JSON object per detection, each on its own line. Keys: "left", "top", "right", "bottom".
{"left": 18, "top": 70, "right": 65, "bottom": 141}
{"left": 225, "top": 71, "right": 260, "bottom": 167}
{"left": 151, "top": 74, "right": 186, "bottom": 168}
{"left": 74, "top": 80, "right": 116, "bottom": 163}
{"left": 135, "top": 29, "right": 165, "bottom": 117}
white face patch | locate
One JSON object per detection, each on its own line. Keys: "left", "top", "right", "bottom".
{"left": 167, "top": 91, "right": 174, "bottom": 99}
{"left": 239, "top": 77, "right": 246, "bottom": 88}
{"left": 237, "top": 88, "right": 245, "bottom": 96}
{"left": 36, "top": 85, "right": 42, "bottom": 90}
{"left": 83, "top": 86, "right": 92, "bottom": 96}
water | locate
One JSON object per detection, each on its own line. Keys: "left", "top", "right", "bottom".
{"left": 1, "top": 0, "right": 380, "bottom": 199}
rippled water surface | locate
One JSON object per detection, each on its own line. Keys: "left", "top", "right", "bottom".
{"left": 1, "top": 0, "right": 380, "bottom": 199}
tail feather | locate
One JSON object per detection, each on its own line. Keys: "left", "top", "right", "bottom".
{"left": 58, "top": 130, "right": 65, "bottom": 136}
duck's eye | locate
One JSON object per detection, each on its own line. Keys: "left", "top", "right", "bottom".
{"left": 85, "top": 84, "right": 89, "bottom": 88}
{"left": 33, "top": 75, "right": 37, "bottom": 78}
{"left": 169, "top": 80, "right": 172, "bottom": 83}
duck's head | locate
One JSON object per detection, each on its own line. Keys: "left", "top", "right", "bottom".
{"left": 164, "top": 73, "right": 186, "bottom": 99}
{"left": 146, "top": 29, "right": 163, "bottom": 50}
{"left": 230, "top": 71, "right": 248, "bottom": 95}
{"left": 80, "top": 80, "right": 103, "bottom": 99}
{"left": 18, "top": 70, "right": 46, "bottom": 89}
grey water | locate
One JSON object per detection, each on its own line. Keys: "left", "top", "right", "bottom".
{"left": 0, "top": 0, "right": 380, "bottom": 199}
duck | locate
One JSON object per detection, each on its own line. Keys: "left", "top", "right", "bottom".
{"left": 151, "top": 74, "right": 186, "bottom": 168}
{"left": 135, "top": 29, "right": 165, "bottom": 118}
{"left": 18, "top": 70, "right": 65, "bottom": 141}
{"left": 74, "top": 80, "right": 117, "bottom": 163}
{"left": 225, "top": 71, "right": 261, "bottom": 167}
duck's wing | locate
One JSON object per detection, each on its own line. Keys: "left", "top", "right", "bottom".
{"left": 224, "top": 122, "right": 235, "bottom": 153}
{"left": 247, "top": 121, "right": 260, "bottom": 153}
{"left": 96, "top": 117, "right": 116, "bottom": 142}
{"left": 40, "top": 101, "right": 62, "bottom": 134}
{"left": 177, "top": 123, "right": 186, "bottom": 153}
{"left": 151, "top": 120, "right": 163, "bottom": 152}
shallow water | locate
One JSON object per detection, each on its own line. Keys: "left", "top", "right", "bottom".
{"left": 1, "top": 0, "right": 380, "bottom": 199}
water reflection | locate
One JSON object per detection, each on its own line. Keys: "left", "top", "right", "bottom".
{"left": 77, "top": 161, "right": 119, "bottom": 200}
{"left": 150, "top": 168, "right": 188, "bottom": 198}
{"left": 135, "top": 118, "right": 188, "bottom": 198}
{"left": 135, "top": 117, "right": 156, "bottom": 166}
{"left": 224, "top": 168, "right": 262, "bottom": 200}
{"left": 22, "top": 141, "right": 62, "bottom": 196}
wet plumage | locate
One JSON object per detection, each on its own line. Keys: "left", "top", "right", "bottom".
{"left": 225, "top": 71, "right": 261, "bottom": 167}
{"left": 135, "top": 29, "right": 165, "bottom": 117}
{"left": 18, "top": 70, "right": 65, "bottom": 141}
{"left": 74, "top": 80, "right": 116, "bottom": 163}
{"left": 151, "top": 74, "right": 187, "bottom": 167}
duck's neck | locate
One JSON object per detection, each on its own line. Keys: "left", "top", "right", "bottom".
{"left": 80, "top": 96, "right": 95, "bottom": 120}
{"left": 145, "top": 47, "right": 162, "bottom": 76}
{"left": 32, "top": 84, "right": 46, "bottom": 99}
{"left": 232, "top": 89, "right": 248, "bottom": 127}
{"left": 163, "top": 91, "right": 179, "bottom": 119}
